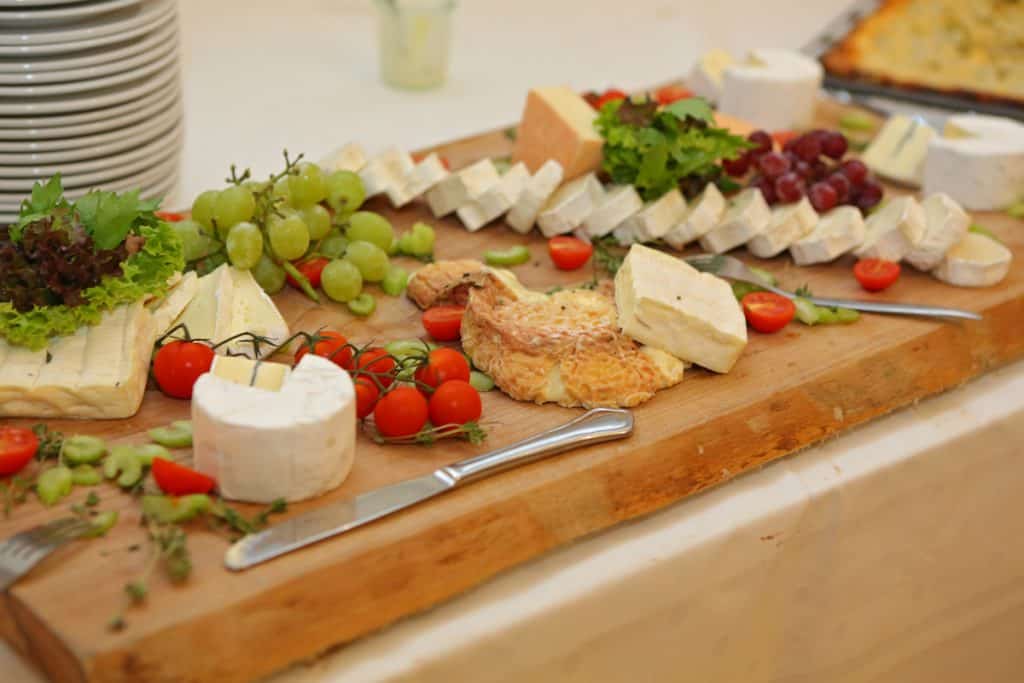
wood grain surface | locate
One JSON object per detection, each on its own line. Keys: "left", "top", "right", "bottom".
{"left": 2, "top": 102, "right": 1023, "bottom": 682}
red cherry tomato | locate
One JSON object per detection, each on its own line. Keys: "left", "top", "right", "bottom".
{"left": 771, "top": 130, "right": 799, "bottom": 148}
{"left": 548, "top": 236, "right": 594, "bottom": 271}
{"left": 741, "top": 292, "right": 796, "bottom": 333}
{"left": 294, "top": 330, "right": 353, "bottom": 369}
{"left": 422, "top": 305, "right": 465, "bottom": 341}
{"left": 653, "top": 84, "right": 694, "bottom": 105}
{"left": 428, "top": 380, "right": 482, "bottom": 427}
{"left": 151, "top": 458, "right": 216, "bottom": 495}
{"left": 286, "top": 257, "right": 330, "bottom": 290}
{"left": 414, "top": 348, "right": 471, "bottom": 391}
{"left": 152, "top": 340, "right": 216, "bottom": 399}
{"left": 854, "top": 258, "right": 901, "bottom": 292}
{"left": 353, "top": 347, "right": 396, "bottom": 388}
{"left": 595, "top": 88, "right": 628, "bottom": 108}
{"left": 354, "top": 377, "right": 380, "bottom": 419}
{"left": 374, "top": 387, "right": 429, "bottom": 438}
{"left": 0, "top": 427, "right": 39, "bottom": 477}
{"left": 155, "top": 210, "right": 187, "bottom": 222}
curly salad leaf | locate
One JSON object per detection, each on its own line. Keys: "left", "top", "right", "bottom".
{"left": 595, "top": 96, "right": 751, "bottom": 201}
{"left": 0, "top": 222, "right": 183, "bottom": 350}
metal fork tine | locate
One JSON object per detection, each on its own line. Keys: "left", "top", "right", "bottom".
{"left": 0, "top": 517, "right": 91, "bottom": 591}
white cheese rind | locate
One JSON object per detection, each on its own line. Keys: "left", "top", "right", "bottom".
{"left": 614, "top": 244, "right": 747, "bottom": 374}
{"left": 614, "top": 189, "right": 688, "bottom": 245}
{"left": 663, "top": 184, "right": 726, "bottom": 250}
{"left": 862, "top": 116, "right": 935, "bottom": 187}
{"left": 932, "top": 232, "right": 1012, "bottom": 288}
{"left": 906, "top": 193, "right": 970, "bottom": 271}
{"left": 855, "top": 196, "right": 926, "bottom": 261}
{"left": 149, "top": 271, "right": 198, "bottom": 336}
{"left": 583, "top": 185, "right": 644, "bottom": 238}
{"left": 537, "top": 173, "right": 605, "bottom": 237}
{"left": 425, "top": 159, "right": 501, "bottom": 217}
{"left": 747, "top": 198, "right": 818, "bottom": 258}
{"left": 388, "top": 153, "right": 449, "bottom": 208}
{"left": 319, "top": 142, "right": 368, "bottom": 173}
{"left": 456, "top": 162, "right": 530, "bottom": 231}
{"left": 719, "top": 49, "right": 823, "bottom": 131}
{"left": 698, "top": 188, "right": 771, "bottom": 253}
{"left": 506, "top": 160, "right": 564, "bottom": 234}
{"left": 358, "top": 148, "right": 415, "bottom": 199}
{"left": 0, "top": 302, "right": 155, "bottom": 419}
{"left": 192, "top": 354, "right": 357, "bottom": 503}
{"left": 790, "top": 206, "right": 866, "bottom": 265}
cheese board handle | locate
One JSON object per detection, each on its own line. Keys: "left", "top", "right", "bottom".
{"left": 439, "top": 408, "right": 634, "bottom": 486}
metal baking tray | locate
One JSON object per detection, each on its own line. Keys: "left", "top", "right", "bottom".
{"left": 803, "top": 0, "right": 1024, "bottom": 122}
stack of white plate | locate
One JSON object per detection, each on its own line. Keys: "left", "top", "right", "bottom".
{"left": 0, "top": 0, "right": 181, "bottom": 223}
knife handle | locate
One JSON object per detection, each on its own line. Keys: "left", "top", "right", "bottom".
{"left": 439, "top": 408, "right": 634, "bottom": 486}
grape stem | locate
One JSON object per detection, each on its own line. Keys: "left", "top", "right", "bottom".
{"left": 280, "top": 261, "right": 320, "bottom": 303}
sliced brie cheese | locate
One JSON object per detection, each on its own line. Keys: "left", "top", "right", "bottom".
{"left": 583, "top": 185, "right": 643, "bottom": 238}
{"left": 923, "top": 114, "right": 1024, "bottom": 211}
{"left": 149, "top": 271, "right": 198, "bottom": 336}
{"left": 663, "top": 184, "right": 727, "bottom": 250}
{"left": 456, "top": 162, "right": 530, "bottom": 232}
{"left": 905, "top": 193, "right": 970, "bottom": 271}
{"left": 719, "top": 49, "right": 823, "bottom": 131}
{"left": 687, "top": 49, "right": 734, "bottom": 102}
{"left": 932, "top": 232, "right": 1012, "bottom": 288}
{"left": 537, "top": 172, "right": 605, "bottom": 238}
{"left": 358, "top": 148, "right": 415, "bottom": 199}
{"left": 790, "top": 206, "right": 866, "bottom": 265}
{"left": 0, "top": 302, "right": 156, "bottom": 419}
{"left": 699, "top": 188, "right": 771, "bottom": 253}
{"left": 506, "top": 159, "right": 564, "bottom": 234}
{"left": 747, "top": 198, "right": 818, "bottom": 258}
{"left": 614, "top": 188, "right": 687, "bottom": 245}
{"left": 425, "top": 158, "right": 500, "bottom": 217}
{"left": 192, "top": 354, "right": 356, "bottom": 503}
{"left": 862, "top": 116, "right": 935, "bottom": 187}
{"left": 319, "top": 142, "right": 368, "bottom": 173}
{"left": 855, "top": 196, "right": 926, "bottom": 261}
{"left": 388, "top": 153, "right": 449, "bottom": 208}
{"left": 172, "top": 263, "right": 235, "bottom": 343}
{"left": 615, "top": 244, "right": 746, "bottom": 374}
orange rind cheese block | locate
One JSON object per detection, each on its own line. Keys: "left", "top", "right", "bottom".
{"left": 512, "top": 86, "right": 604, "bottom": 182}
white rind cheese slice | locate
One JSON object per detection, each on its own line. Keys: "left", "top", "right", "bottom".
{"left": 172, "top": 263, "right": 235, "bottom": 343}
{"left": 687, "top": 49, "right": 734, "bottom": 102}
{"left": 862, "top": 116, "right": 935, "bottom": 187}
{"left": 663, "top": 184, "right": 726, "bottom": 250}
{"left": 537, "top": 172, "right": 605, "bottom": 238}
{"left": 698, "top": 188, "right": 771, "bottom": 253}
{"left": 583, "top": 185, "right": 643, "bottom": 238}
{"left": 456, "top": 162, "right": 530, "bottom": 232}
{"left": 790, "top": 206, "right": 866, "bottom": 265}
{"left": 615, "top": 244, "right": 747, "bottom": 374}
{"left": 614, "top": 189, "right": 687, "bottom": 245}
{"left": 718, "top": 49, "right": 823, "bottom": 131}
{"left": 388, "top": 153, "right": 449, "bottom": 208}
{"left": 358, "top": 148, "right": 415, "bottom": 199}
{"left": 149, "top": 271, "right": 198, "bottom": 336}
{"left": 923, "top": 114, "right": 1024, "bottom": 211}
{"left": 855, "top": 196, "right": 926, "bottom": 261}
{"left": 747, "top": 198, "right": 818, "bottom": 258}
{"left": 506, "top": 160, "right": 564, "bottom": 234}
{"left": 906, "top": 193, "right": 970, "bottom": 271}
{"left": 319, "top": 142, "right": 368, "bottom": 173}
{"left": 192, "top": 354, "right": 357, "bottom": 503}
{"left": 425, "top": 158, "right": 500, "bottom": 217}
{"left": 0, "top": 301, "right": 156, "bottom": 419}
{"left": 932, "top": 232, "right": 1012, "bottom": 288}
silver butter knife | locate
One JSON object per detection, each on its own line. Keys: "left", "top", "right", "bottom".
{"left": 225, "top": 408, "right": 634, "bottom": 570}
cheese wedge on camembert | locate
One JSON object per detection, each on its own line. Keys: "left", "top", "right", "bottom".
{"left": 905, "top": 193, "right": 969, "bottom": 272}
{"left": 149, "top": 271, "right": 199, "bottom": 336}
{"left": 615, "top": 244, "right": 747, "bottom": 374}
{"left": 537, "top": 172, "right": 604, "bottom": 237}
{"left": 506, "top": 160, "right": 564, "bottom": 234}
{"left": 932, "top": 232, "right": 1012, "bottom": 288}
{"left": 790, "top": 206, "right": 865, "bottom": 265}
{"left": 747, "top": 197, "right": 818, "bottom": 258}
{"left": 192, "top": 354, "right": 356, "bottom": 503}
{"left": 663, "top": 184, "right": 727, "bottom": 250}
{"left": 426, "top": 158, "right": 500, "bottom": 217}
{"left": 613, "top": 188, "right": 687, "bottom": 246}
{"left": 0, "top": 301, "right": 156, "bottom": 419}
{"left": 457, "top": 162, "right": 529, "bottom": 231}
{"left": 699, "top": 188, "right": 771, "bottom": 253}
{"left": 583, "top": 185, "right": 643, "bottom": 238}
{"left": 862, "top": 116, "right": 935, "bottom": 187}
{"left": 854, "top": 195, "right": 925, "bottom": 262}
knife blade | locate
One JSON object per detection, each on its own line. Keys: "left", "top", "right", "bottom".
{"left": 226, "top": 408, "right": 634, "bottom": 570}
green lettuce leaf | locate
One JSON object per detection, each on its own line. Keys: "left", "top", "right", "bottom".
{"left": 10, "top": 174, "right": 69, "bottom": 242}
{"left": 662, "top": 97, "right": 713, "bottom": 123}
{"left": 75, "top": 189, "right": 162, "bottom": 250}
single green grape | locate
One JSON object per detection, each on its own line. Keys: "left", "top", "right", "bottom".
{"left": 381, "top": 265, "right": 409, "bottom": 297}
{"left": 191, "top": 190, "right": 219, "bottom": 231}
{"left": 347, "top": 293, "right": 376, "bottom": 317}
{"left": 244, "top": 179, "right": 269, "bottom": 194}
{"left": 273, "top": 175, "right": 293, "bottom": 204}
{"left": 321, "top": 259, "right": 363, "bottom": 303}
{"left": 225, "top": 221, "right": 264, "bottom": 269}
{"left": 252, "top": 253, "right": 287, "bottom": 293}
{"left": 213, "top": 185, "right": 256, "bottom": 233}
{"left": 169, "top": 219, "right": 217, "bottom": 262}
{"left": 267, "top": 212, "right": 311, "bottom": 261}
{"left": 397, "top": 221, "right": 436, "bottom": 258}
{"left": 386, "top": 237, "right": 399, "bottom": 256}
{"left": 346, "top": 211, "right": 394, "bottom": 251}
{"left": 343, "top": 240, "right": 389, "bottom": 282}
{"left": 301, "top": 204, "right": 332, "bottom": 240}
{"left": 325, "top": 170, "right": 366, "bottom": 218}
{"left": 319, "top": 230, "right": 349, "bottom": 259}
{"left": 289, "top": 163, "right": 328, "bottom": 207}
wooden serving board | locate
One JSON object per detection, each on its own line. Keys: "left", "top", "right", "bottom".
{"left": 2, "top": 103, "right": 1024, "bottom": 683}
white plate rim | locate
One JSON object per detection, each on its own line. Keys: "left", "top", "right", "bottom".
{"left": 0, "top": 64, "right": 178, "bottom": 116}
{"left": 0, "top": 0, "right": 85, "bottom": 8}
{"left": 0, "top": 0, "right": 169, "bottom": 46}
{"left": 0, "top": 0, "right": 143, "bottom": 28}
{"left": 0, "top": 99, "right": 180, "bottom": 152}
{"left": 0, "top": 85, "right": 180, "bottom": 138}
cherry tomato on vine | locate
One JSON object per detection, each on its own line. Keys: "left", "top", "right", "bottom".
{"left": 353, "top": 347, "right": 396, "bottom": 388}
{"left": 854, "top": 258, "right": 900, "bottom": 292}
{"left": 653, "top": 84, "right": 693, "bottom": 105}
{"left": 294, "top": 330, "right": 353, "bottom": 369}
{"left": 741, "top": 292, "right": 796, "bottom": 334}
{"left": 286, "top": 257, "right": 330, "bottom": 290}
{"left": 0, "top": 427, "right": 39, "bottom": 477}
{"left": 428, "top": 380, "right": 482, "bottom": 427}
{"left": 373, "top": 387, "right": 429, "bottom": 438}
{"left": 151, "top": 458, "right": 216, "bottom": 495}
{"left": 354, "top": 378, "right": 380, "bottom": 419}
{"left": 414, "top": 348, "right": 471, "bottom": 391}
{"left": 155, "top": 210, "right": 187, "bottom": 222}
{"left": 548, "top": 236, "right": 593, "bottom": 271}
{"left": 422, "top": 305, "right": 465, "bottom": 341}
{"left": 595, "top": 88, "right": 628, "bottom": 108}
{"left": 153, "top": 340, "right": 216, "bottom": 399}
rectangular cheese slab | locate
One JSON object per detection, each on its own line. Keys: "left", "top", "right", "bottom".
{"left": 698, "top": 188, "right": 771, "bottom": 253}
{"left": 537, "top": 173, "right": 605, "bottom": 237}
{"left": 0, "top": 301, "right": 156, "bottom": 419}
{"left": 854, "top": 196, "right": 926, "bottom": 262}
{"left": 358, "top": 148, "right": 415, "bottom": 198}
{"left": 512, "top": 86, "right": 603, "bottom": 182}
{"left": 615, "top": 188, "right": 687, "bottom": 245}
{"left": 583, "top": 185, "right": 643, "bottom": 238}
{"left": 747, "top": 198, "right": 818, "bottom": 258}
{"left": 319, "top": 142, "right": 368, "bottom": 173}
{"left": 506, "top": 160, "right": 564, "bottom": 234}
{"left": 663, "top": 184, "right": 727, "bottom": 250}
{"left": 614, "top": 244, "right": 747, "bottom": 374}
{"left": 790, "top": 206, "right": 866, "bottom": 265}
{"left": 425, "top": 159, "right": 500, "bottom": 217}
{"left": 456, "top": 163, "right": 530, "bottom": 231}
